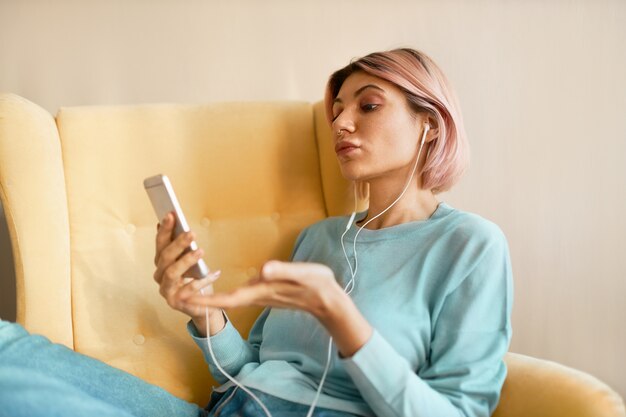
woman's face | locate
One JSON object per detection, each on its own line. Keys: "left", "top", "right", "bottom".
{"left": 331, "top": 71, "right": 428, "bottom": 184}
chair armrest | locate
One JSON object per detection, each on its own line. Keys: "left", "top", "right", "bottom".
{"left": 494, "top": 352, "right": 625, "bottom": 417}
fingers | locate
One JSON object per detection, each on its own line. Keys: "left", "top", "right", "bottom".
{"left": 187, "top": 280, "right": 302, "bottom": 309}
{"left": 154, "top": 212, "right": 175, "bottom": 265}
{"left": 164, "top": 259, "right": 337, "bottom": 314}
{"left": 260, "top": 260, "right": 298, "bottom": 279}
{"left": 159, "top": 270, "right": 222, "bottom": 318}
{"left": 187, "top": 284, "right": 268, "bottom": 309}
{"left": 158, "top": 248, "right": 205, "bottom": 306}
{"left": 178, "top": 270, "right": 221, "bottom": 301}
{"left": 163, "top": 246, "right": 204, "bottom": 283}
{"left": 154, "top": 231, "right": 196, "bottom": 281}
{"left": 260, "top": 261, "right": 333, "bottom": 283}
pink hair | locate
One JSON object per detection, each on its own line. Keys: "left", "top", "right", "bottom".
{"left": 324, "top": 48, "right": 469, "bottom": 194}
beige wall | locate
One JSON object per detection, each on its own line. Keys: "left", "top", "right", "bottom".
{"left": 1, "top": 0, "right": 624, "bottom": 398}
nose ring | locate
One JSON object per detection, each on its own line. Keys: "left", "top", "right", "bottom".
{"left": 337, "top": 129, "right": 344, "bottom": 136}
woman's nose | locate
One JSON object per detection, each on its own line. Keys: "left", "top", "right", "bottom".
{"left": 332, "top": 113, "right": 355, "bottom": 138}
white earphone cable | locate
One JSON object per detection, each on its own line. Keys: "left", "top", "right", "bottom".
{"left": 200, "top": 288, "right": 273, "bottom": 417}
{"left": 305, "top": 337, "right": 334, "bottom": 417}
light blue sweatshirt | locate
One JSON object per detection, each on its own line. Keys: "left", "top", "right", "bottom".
{"left": 188, "top": 202, "right": 513, "bottom": 417}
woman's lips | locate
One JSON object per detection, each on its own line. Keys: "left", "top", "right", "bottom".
{"left": 335, "top": 141, "right": 360, "bottom": 156}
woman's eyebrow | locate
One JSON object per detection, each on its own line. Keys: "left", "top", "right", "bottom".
{"left": 333, "top": 84, "right": 385, "bottom": 104}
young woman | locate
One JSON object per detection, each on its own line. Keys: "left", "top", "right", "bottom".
{"left": 155, "top": 48, "right": 513, "bottom": 417}
{"left": 0, "top": 48, "right": 512, "bottom": 417}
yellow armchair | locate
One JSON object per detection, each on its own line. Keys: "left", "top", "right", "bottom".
{"left": 0, "top": 93, "right": 624, "bottom": 417}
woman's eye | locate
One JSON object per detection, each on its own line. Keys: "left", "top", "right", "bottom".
{"left": 361, "top": 103, "right": 379, "bottom": 112}
{"left": 331, "top": 109, "right": 342, "bottom": 122}
{"left": 332, "top": 106, "right": 343, "bottom": 122}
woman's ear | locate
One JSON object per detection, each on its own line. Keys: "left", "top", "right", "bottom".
{"left": 422, "top": 115, "right": 439, "bottom": 143}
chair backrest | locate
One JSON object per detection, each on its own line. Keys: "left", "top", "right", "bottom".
{"left": 0, "top": 93, "right": 357, "bottom": 404}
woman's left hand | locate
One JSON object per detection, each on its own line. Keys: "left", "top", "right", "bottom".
{"left": 186, "top": 260, "right": 373, "bottom": 357}
{"left": 187, "top": 261, "right": 343, "bottom": 323}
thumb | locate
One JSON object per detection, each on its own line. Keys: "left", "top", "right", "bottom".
{"left": 260, "top": 260, "right": 288, "bottom": 280}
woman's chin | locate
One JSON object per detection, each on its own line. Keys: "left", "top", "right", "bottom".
{"left": 338, "top": 163, "right": 374, "bottom": 181}
{"left": 338, "top": 168, "right": 361, "bottom": 182}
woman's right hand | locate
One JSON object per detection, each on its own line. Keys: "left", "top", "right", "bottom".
{"left": 153, "top": 212, "right": 224, "bottom": 336}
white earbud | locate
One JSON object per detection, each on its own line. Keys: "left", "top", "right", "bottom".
{"left": 421, "top": 123, "right": 430, "bottom": 147}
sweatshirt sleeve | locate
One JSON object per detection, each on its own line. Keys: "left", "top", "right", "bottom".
{"left": 187, "top": 308, "right": 271, "bottom": 384}
{"left": 340, "top": 227, "right": 514, "bottom": 417}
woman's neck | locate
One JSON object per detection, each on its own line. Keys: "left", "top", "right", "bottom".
{"left": 356, "top": 180, "right": 439, "bottom": 230}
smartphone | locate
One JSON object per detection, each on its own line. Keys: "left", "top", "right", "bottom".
{"left": 143, "top": 174, "right": 209, "bottom": 279}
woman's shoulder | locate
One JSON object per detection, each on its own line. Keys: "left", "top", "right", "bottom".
{"left": 440, "top": 206, "right": 513, "bottom": 289}
{"left": 442, "top": 204, "right": 508, "bottom": 247}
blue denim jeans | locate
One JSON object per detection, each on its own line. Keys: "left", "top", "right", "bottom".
{"left": 0, "top": 320, "right": 205, "bottom": 417}
{"left": 206, "top": 387, "right": 360, "bottom": 417}
{"left": 0, "top": 321, "right": 360, "bottom": 417}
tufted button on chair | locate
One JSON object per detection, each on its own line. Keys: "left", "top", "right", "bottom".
{"left": 0, "top": 93, "right": 624, "bottom": 416}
